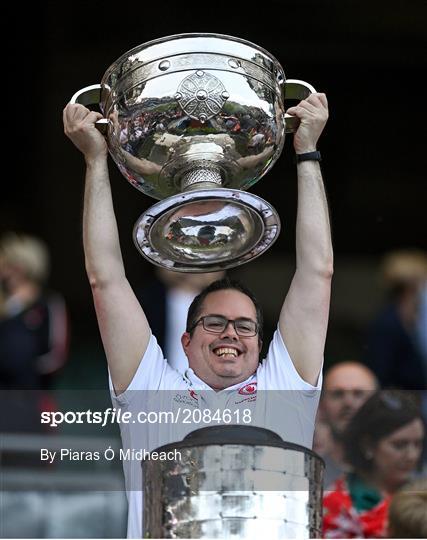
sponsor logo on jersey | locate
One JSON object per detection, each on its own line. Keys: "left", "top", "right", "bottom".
{"left": 173, "top": 392, "right": 198, "bottom": 407}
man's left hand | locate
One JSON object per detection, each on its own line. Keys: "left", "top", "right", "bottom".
{"left": 286, "top": 93, "right": 328, "bottom": 154}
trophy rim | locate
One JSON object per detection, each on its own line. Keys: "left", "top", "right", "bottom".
{"left": 150, "top": 425, "right": 325, "bottom": 465}
{"left": 133, "top": 188, "right": 281, "bottom": 273}
{"left": 102, "top": 32, "right": 285, "bottom": 85}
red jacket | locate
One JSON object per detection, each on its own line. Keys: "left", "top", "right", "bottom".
{"left": 323, "top": 477, "right": 390, "bottom": 538}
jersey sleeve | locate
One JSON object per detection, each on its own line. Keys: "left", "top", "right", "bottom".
{"left": 109, "top": 333, "right": 183, "bottom": 404}
{"left": 258, "top": 328, "right": 323, "bottom": 392}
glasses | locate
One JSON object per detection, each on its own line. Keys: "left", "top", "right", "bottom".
{"left": 190, "top": 315, "right": 258, "bottom": 337}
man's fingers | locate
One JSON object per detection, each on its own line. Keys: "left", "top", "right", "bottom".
{"left": 63, "top": 104, "right": 84, "bottom": 127}
{"left": 85, "top": 111, "right": 104, "bottom": 123}
{"left": 62, "top": 107, "right": 68, "bottom": 128}
{"left": 286, "top": 93, "right": 328, "bottom": 118}
{"left": 304, "top": 93, "right": 328, "bottom": 110}
{"left": 63, "top": 104, "right": 103, "bottom": 128}
{"left": 286, "top": 105, "right": 300, "bottom": 116}
{"left": 295, "top": 101, "right": 318, "bottom": 113}
{"left": 286, "top": 103, "right": 316, "bottom": 117}
{"left": 64, "top": 103, "right": 84, "bottom": 121}
{"left": 315, "top": 92, "right": 328, "bottom": 109}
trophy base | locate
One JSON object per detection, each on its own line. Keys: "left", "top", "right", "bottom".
{"left": 133, "top": 188, "right": 280, "bottom": 272}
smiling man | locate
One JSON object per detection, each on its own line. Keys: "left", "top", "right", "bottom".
{"left": 182, "top": 284, "right": 262, "bottom": 388}
{"left": 63, "top": 91, "right": 332, "bottom": 538}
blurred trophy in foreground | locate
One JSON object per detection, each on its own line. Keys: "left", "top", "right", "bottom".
{"left": 71, "top": 33, "right": 315, "bottom": 272}
{"left": 144, "top": 426, "right": 325, "bottom": 538}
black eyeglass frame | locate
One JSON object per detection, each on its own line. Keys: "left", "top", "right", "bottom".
{"left": 189, "top": 315, "right": 259, "bottom": 337}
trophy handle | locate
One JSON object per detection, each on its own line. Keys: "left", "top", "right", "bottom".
{"left": 283, "top": 79, "right": 317, "bottom": 134}
{"left": 69, "top": 84, "right": 109, "bottom": 135}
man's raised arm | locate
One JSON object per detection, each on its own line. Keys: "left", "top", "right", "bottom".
{"left": 63, "top": 104, "right": 150, "bottom": 394}
{"left": 279, "top": 93, "right": 333, "bottom": 386}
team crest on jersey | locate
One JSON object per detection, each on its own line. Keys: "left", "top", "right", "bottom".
{"left": 238, "top": 382, "right": 257, "bottom": 395}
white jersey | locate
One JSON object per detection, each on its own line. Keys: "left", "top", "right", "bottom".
{"left": 110, "top": 328, "right": 322, "bottom": 538}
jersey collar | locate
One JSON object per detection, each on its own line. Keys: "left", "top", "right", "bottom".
{"left": 184, "top": 368, "right": 256, "bottom": 394}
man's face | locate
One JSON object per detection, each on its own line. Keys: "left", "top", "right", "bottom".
{"left": 182, "top": 289, "right": 261, "bottom": 390}
{"left": 322, "top": 364, "right": 377, "bottom": 435}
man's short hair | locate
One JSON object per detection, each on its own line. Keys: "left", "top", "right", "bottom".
{"left": 186, "top": 277, "right": 264, "bottom": 343}
{"left": 388, "top": 479, "right": 427, "bottom": 538}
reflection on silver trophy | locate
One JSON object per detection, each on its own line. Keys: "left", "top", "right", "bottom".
{"left": 71, "top": 33, "right": 315, "bottom": 272}
{"left": 144, "top": 426, "right": 324, "bottom": 539}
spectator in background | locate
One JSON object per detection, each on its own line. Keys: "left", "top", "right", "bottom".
{"left": 0, "top": 233, "right": 69, "bottom": 431}
{"left": 416, "top": 280, "right": 427, "bottom": 376}
{"left": 323, "top": 390, "right": 425, "bottom": 538}
{"left": 364, "top": 249, "right": 427, "bottom": 389}
{"left": 313, "top": 411, "right": 332, "bottom": 457}
{"left": 387, "top": 478, "right": 427, "bottom": 538}
{"left": 317, "top": 361, "right": 378, "bottom": 487}
{"left": 136, "top": 268, "right": 224, "bottom": 373}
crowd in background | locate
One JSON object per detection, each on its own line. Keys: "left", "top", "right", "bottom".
{"left": 1, "top": 233, "right": 426, "bottom": 538}
{"left": 315, "top": 249, "right": 427, "bottom": 537}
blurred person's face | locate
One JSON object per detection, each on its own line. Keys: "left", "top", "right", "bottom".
{"left": 157, "top": 268, "right": 225, "bottom": 292}
{"left": 370, "top": 418, "right": 424, "bottom": 492}
{"left": 322, "top": 364, "right": 377, "bottom": 435}
{"left": 0, "top": 258, "right": 23, "bottom": 293}
{"left": 182, "top": 289, "right": 260, "bottom": 390}
{"left": 313, "top": 419, "right": 332, "bottom": 456}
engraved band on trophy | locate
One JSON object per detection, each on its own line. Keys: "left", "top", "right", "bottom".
{"left": 70, "top": 33, "right": 315, "bottom": 272}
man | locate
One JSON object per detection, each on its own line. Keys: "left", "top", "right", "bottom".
{"left": 63, "top": 92, "right": 332, "bottom": 538}
{"left": 319, "top": 361, "right": 378, "bottom": 487}
{"left": 136, "top": 267, "right": 225, "bottom": 373}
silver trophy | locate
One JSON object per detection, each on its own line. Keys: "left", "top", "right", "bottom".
{"left": 71, "top": 33, "right": 315, "bottom": 272}
{"left": 144, "top": 426, "right": 324, "bottom": 538}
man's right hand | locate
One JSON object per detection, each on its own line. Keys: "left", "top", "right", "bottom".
{"left": 63, "top": 103, "right": 107, "bottom": 162}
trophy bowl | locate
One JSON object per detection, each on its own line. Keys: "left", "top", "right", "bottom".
{"left": 71, "top": 33, "right": 315, "bottom": 272}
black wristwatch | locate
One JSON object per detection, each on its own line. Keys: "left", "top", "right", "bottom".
{"left": 295, "top": 151, "right": 322, "bottom": 163}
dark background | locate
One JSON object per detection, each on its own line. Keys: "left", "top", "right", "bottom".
{"left": 2, "top": 1, "right": 426, "bottom": 384}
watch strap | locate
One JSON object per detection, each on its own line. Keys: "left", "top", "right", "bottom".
{"left": 295, "top": 150, "right": 322, "bottom": 163}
